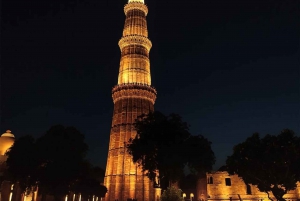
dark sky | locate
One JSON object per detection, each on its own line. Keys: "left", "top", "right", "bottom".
{"left": 1, "top": 0, "right": 299, "bottom": 170}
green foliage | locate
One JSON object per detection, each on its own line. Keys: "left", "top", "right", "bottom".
{"left": 226, "top": 129, "right": 300, "bottom": 201}
{"left": 161, "top": 186, "right": 184, "bottom": 201}
{"left": 127, "top": 111, "right": 215, "bottom": 187}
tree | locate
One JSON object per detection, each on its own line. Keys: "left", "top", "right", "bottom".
{"left": 161, "top": 186, "right": 184, "bottom": 201}
{"left": 89, "top": 166, "right": 105, "bottom": 183}
{"left": 36, "top": 125, "right": 89, "bottom": 200}
{"left": 72, "top": 165, "right": 107, "bottom": 199}
{"left": 226, "top": 129, "right": 300, "bottom": 201}
{"left": 180, "top": 174, "right": 198, "bottom": 190}
{"left": 126, "top": 111, "right": 215, "bottom": 188}
{"left": 5, "top": 135, "right": 39, "bottom": 193}
{"left": 5, "top": 125, "right": 107, "bottom": 200}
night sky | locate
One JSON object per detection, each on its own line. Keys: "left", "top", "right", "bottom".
{"left": 1, "top": 0, "right": 299, "bottom": 170}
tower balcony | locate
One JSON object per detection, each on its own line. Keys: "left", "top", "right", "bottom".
{"left": 124, "top": 2, "right": 148, "bottom": 16}
{"left": 112, "top": 83, "right": 157, "bottom": 105}
{"left": 119, "top": 35, "right": 152, "bottom": 52}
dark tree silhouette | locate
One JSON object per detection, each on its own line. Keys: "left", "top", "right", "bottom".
{"left": 5, "top": 125, "right": 107, "bottom": 200}
{"left": 226, "top": 129, "right": 300, "bottom": 201}
{"left": 89, "top": 166, "right": 105, "bottom": 183}
{"left": 126, "top": 111, "right": 215, "bottom": 188}
{"left": 36, "top": 125, "right": 89, "bottom": 201}
{"left": 180, "top": 174, "right": 198, "bottom": 190}
{"left": 5, "top": 135, "right": 39, "bottom": 193}
{"left": 72, "top": 165, "right": 107, "bottom": 199}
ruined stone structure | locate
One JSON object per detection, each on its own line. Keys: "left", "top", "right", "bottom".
{"left": 193, "top": 171, "right": 300, "bottom": 201}
{"left": 104, "top": 0, "right": 160, "bottom": 201}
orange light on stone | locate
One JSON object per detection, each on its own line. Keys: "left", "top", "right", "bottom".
{"left": 190, "top": 193, "right": 194, "bottom": 201}
{"left": 128, "top": 0, "right": 144, "bottom": 3}
{"left": 104, "top": 0, "right": 157, "bottom": 200}
{"left": 9, "top": 193, "right": 13, "bottom": 201}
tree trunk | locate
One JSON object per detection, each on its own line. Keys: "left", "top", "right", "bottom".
{"left": 32, "top": 190, "right": 35, "bottom": 201}
{"left": 169, "top": 181, "right": 179, "bottom": 189}
{"left": 273, "top": 194, "right": 285, "bottom": 201}
{"left": 54, "top": 194, "right": 61, "bottom": 201}
{"left": 266, "top": 191, "right": 273, "bottom": 201}
{"left": 41, "top": 193, "right": 47, "bottom": 201}
{"left": 271, "top": 186, "right": 286, "bottom": 201}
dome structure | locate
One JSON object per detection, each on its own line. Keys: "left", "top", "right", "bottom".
{"left": 0, "top": 130, "right": 15, "bottom": 156}
{"left": 128, "top": 0, "right": 144, "bottom": 3}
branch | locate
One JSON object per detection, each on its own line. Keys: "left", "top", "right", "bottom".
{"left": 266, "top": 191, "right": 273, "bottom": 201}
{"left": 284, "top": 164, "right": 290, "bottom": 182}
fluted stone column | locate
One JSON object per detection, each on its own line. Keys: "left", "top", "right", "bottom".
{"left": 104, "top": 1, "right": 157, "bottom": 201}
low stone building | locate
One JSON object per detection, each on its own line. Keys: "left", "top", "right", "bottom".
{"left": 194, "top": 171, "right": 300, "bottom": 201}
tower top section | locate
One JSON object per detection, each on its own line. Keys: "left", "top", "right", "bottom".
{"left": 117, "top": 0, "right": 151, "bottom": 85}
{"left": 128, "top": 0, "right": 144, "bottom": 3}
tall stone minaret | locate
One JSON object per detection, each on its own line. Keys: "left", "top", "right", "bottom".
{"left": 104, "top": 0, "right": 159, "bottom": 201}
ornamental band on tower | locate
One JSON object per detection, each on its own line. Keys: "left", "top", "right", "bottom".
{"left": 104, "top": 0, "right": 161, "bottom": 201}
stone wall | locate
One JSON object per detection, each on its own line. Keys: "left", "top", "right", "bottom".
{"left": 197, "top": 171, "right": 300, "bottom": 201}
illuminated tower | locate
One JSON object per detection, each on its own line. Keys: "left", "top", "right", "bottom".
{"left": 104, "top": 0, "right": 158, "bottom": 201}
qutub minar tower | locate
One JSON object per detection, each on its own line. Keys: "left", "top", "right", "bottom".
{"left": 104, "top": 0, "right": 160, "bottom": 201}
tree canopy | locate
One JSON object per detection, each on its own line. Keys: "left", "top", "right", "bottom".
{"left": 161, "top": 186, "right": 184, "bottom": 201}
{"left": 126, "top": 111, "right": 215, "bottom": 188}
{"left": 36, "top": 125, "right": 89, "bottom": 199}
{"left": 5, "top": 125, "right": 107, "bottom": 200}
{"left": 226, "top": 129, "right": 300, "bottom": 201}
{"left": 5, "top": 135, "right": 39, "bottom": 192}
{"left": 71, "top": 165, "right": 107, "bottom": 199}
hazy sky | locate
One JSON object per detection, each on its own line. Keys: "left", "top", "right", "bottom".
{"left": 1, "top": 0, "right": 299, "bottom": 170}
